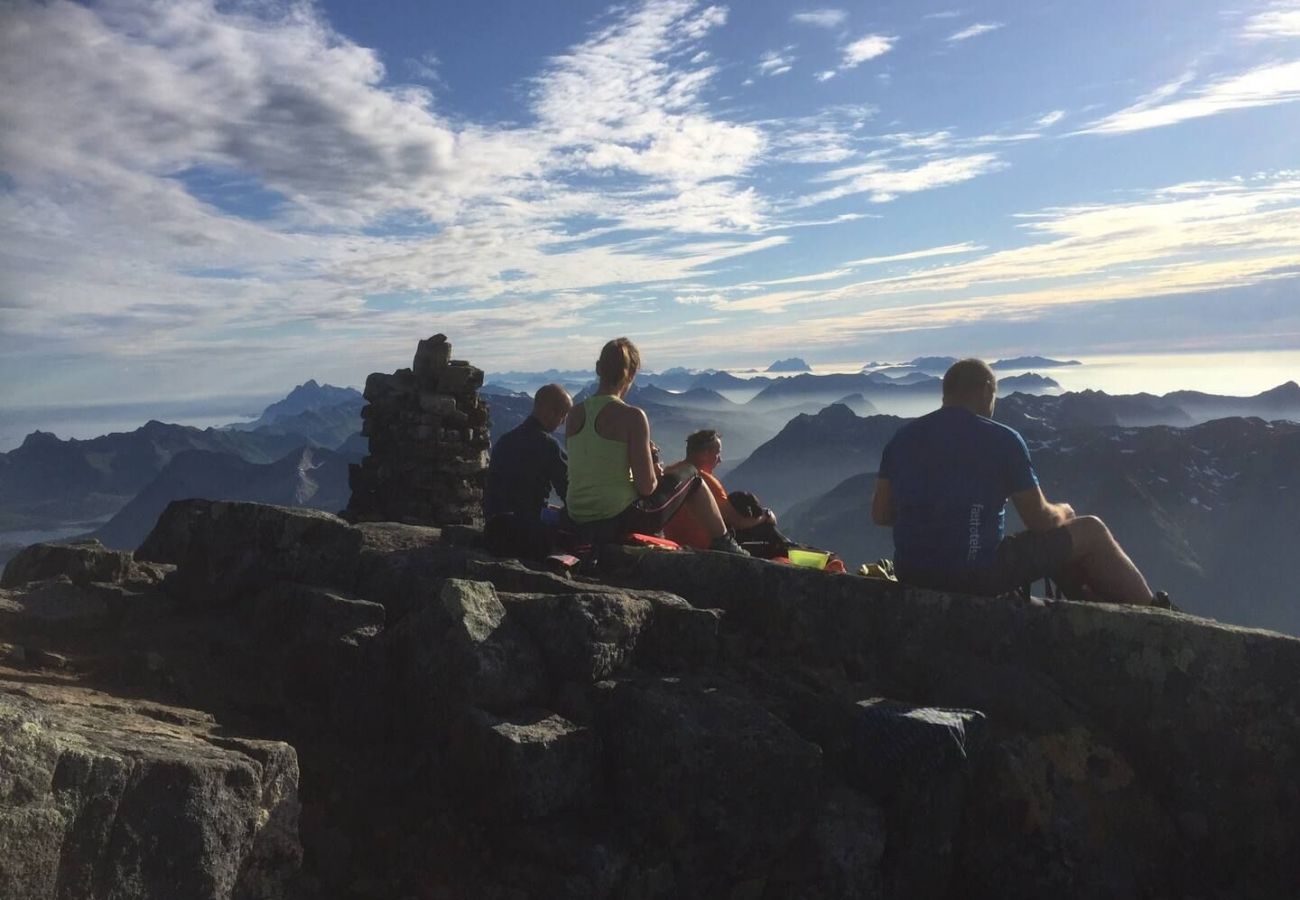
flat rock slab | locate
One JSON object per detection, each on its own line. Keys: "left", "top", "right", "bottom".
{"left": 0, "top": 675, "right": 301, "bottom": 900}
{"left": 451, "top": 708, "right": 597, "bottom": 821}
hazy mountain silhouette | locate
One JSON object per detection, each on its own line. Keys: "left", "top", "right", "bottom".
{"left": 0, "top": 422, "right": 316, "bottom": 531}
{"left": 689, "top": 371, "right": 774, "bottom": 393}
{"left": 991, "top": 356, "right": 1081, "bottom": 369}
{"left": 230, "top": 379, "right": 361, "bottom": 429}
{"left": 724, "top": 404, "right": 906, "bottom": 514}
{"left": 998, "top": 373, "right": 1063, "bottom": 394}
{"left": 90, "top": 445, "right": 360, "bottom": 550}
{"left": 767, "top": 357, "right": 811, "bottom": 372}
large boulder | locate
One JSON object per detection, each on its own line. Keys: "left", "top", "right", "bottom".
{"left": 353, "top": 521, "right": 482, "bottom": 621}
{"left": 245, "top": 582, "right": 386, "bottom": 734}
{"left": 500, "top": 591, "right": 654, "bottom": 682}
{"left": 1, "top": 539, "right": 162, "bottom": 590}
{"left": 470, "top": 560, "right": 721, "bottom": 671}
{"left": 385, "top": 579, "right": 545, "bottom": 721}
{"left": 0, "top": 682, "right": 300, "bottom": 900}
{"left": 958, "top": 725, "right": 1174, "bottom": 900}
{"left": 597, "top": 676, "right": 824, "bottom": 896}
{"left": 136, "top": 500, "right": 362, "bottom": 606}
{"left": 600, "top": 544, "right": 1300, "bottom": 898}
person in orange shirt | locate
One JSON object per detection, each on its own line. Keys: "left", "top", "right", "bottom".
{"left": 663, "top": 430, "right": 779, "bottom": 552}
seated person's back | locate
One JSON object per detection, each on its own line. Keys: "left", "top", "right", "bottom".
{"left": 563, "top": 339, "right": 748, "bottom": 554}
{"left": 565, "top": 391, "right": 641, "bottom": 523}
{"left": 873, "top": 358, "right": 1161, "bottom": 605}
{"left": 484, "top": 383, "right": 572, "bottom": 520}
{"left": 882, "top": 405, "right": 1034, "bottom": 583}
{"left": 483, "top": 384, "right": 571, "bottom": 558}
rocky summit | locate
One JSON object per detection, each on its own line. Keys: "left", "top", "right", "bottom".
{"left": 1, "top": 498, "right": 1298, "bottom": 899}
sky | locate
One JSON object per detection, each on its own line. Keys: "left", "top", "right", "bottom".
{"left": 1, "top": 0, "right": 1299, "bottom": 408}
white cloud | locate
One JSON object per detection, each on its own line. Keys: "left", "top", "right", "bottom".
{"left": 1243, "top": 4, "right": 1300, "bottom": 39}
{"left": 947, "top": 22, "right": 1003, "bottom": 42}
{"left": 844, "top": 243, "right": 984, "bottom": 267}
{"left": 1035, "top": 110, "right": 1066, "bottom": 128}
{"left": 1081, "top": 61, "right": 1300, "bottom": 134}
{"left": 803, "top": 153, "right": 1005, "bottom": 205}
{"left": 0, "top": 0, "right": 789, "bottom": 391}
{"left": 791, "top": 9, "right": 847, "bottom": 28}
{"left": 815, "top": 70, "right": 837, "bottom": 82}
{"left": 765, "top": 104, "right": 876, "bottom": 165}
{"left": 694, "top": 175, "right": 1300, "bottom": 322}
{"left": 758, "top": 50, "right": 795, "bottom": 76}
{"left": 841, "top": 34, "right": 895, "bottom": 68}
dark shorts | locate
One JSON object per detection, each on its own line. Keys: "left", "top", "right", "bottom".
{"left": 899, "top": 526, "right": 1074, "bottom": 596}
{"left": 991, "top": 527, "right": 1074, "bottom": 593}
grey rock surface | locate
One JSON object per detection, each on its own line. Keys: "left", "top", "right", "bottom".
{"left": 0, "top": 680, "right": 300, "bottom": 900}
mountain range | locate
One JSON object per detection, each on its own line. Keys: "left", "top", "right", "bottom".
{"left": 5, "top": 371, "right": 1299, "bottom": 638}
{"left": 89, "top": 445, "right": 358, "bottom": 550}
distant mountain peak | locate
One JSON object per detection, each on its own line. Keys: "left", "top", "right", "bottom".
{"left": 1260, "top": 381, "right": 1300, "bottom": 399}
{"left": 767, "top": 357, "right": 810, "bottom": 373}
{"left": 815, "top": 402, "right": 857, "bottom": 420}
{"left": 251, "top": 380, "right": 362, "bottom": 428}
{"left": 19, "top": 429, "right": 60, "bottom": 448}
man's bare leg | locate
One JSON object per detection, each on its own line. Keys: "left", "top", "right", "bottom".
{"left": 1063, "top": 516, "right": 1154, "bottom": 605}
{"left": 682, "top": 480, "right": 728, "bottom": 539}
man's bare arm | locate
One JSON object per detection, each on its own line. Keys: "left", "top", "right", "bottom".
{"left": 871, "top": 477, "right": 896, "bottom": 526}
{"left": 1011, "top": 486, "right": 1075, "bottom": 531}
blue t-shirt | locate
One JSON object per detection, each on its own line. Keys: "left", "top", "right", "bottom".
{"left": 878, "top": 406, "right": 1038, "bottom": 578}
{"left": 484, "top": 416, "right": 568, "bottom": 520}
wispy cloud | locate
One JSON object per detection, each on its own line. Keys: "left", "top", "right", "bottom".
{"left": 791, "top": 9, "right": 847, "bottom": 29}
{"left": 0, "top": 0, "right": 780, "bottom": 386}
{"left": 947, "top": 22, "right": 1003, "bottom": 42}
{"left": 803, "top": 153, "right": 1005, "bottom": 205}
{"left": 709, "top": 175, "right": 1300, "bottom": 325}
{"left": 841, "top": 34, "right": 896, "bottom": 68}
{"left": 1243, "top": 3, "right": 1300, "bottom": 40}
{"left": 1035, "top": 110, "right": 1066, "bottom": 128}
{"left": 758, "top": 49, "right": 796, "bottom": 76}
{"left": 844, "top": 243, "right": 985, "bottom": 267}
{"left": 815, "top": 70, "right": 837, "bottom": 82}
{"left": 1080, "top": 61, "right": 1300, "bottom": 134}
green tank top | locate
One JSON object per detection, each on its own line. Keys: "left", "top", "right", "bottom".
{"left": 565, "top": 395, "right": 638, "bottom": 523}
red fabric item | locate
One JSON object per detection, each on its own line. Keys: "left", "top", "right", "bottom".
{"left": 623, "top": 532, "right": 683, "bottom": 550}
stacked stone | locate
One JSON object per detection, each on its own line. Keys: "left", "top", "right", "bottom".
{"left": 345, "top": 334, "right": 490, "bottom": 526}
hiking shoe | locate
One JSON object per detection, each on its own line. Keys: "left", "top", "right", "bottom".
{"left": 709, "top": 533, "right": 751, "bottom": 556}
{"left": 1152, "top": 590, "right": 1181, "bottom": 612}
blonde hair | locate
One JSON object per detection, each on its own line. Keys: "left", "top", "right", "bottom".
{"left": 596, "top": 337, "right": 640, "bottom": 390}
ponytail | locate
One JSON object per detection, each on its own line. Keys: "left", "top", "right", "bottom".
{"left": 596, "top": 337, "right": 641, "bottom": 389}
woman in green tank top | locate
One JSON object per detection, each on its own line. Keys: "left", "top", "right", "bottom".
{"left": 563, "top": 338, "right": 749, "bottom": 554}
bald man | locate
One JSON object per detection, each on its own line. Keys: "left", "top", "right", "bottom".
{"left": 485, "top": 383, "right": 572, "bottom": 527}
{"left": 872, "top": 359, "right": 1166, "bottom": 606}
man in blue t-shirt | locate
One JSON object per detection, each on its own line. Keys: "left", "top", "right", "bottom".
{"left": 871, "top": 359, "right": 1159, "bottom": 604}
{"left": 483, "top": 383, "right": 571, "bottom": 557}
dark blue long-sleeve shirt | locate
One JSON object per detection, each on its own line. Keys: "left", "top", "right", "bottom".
{"left": 484, "top": 416, "right": 568, "bottom": 520}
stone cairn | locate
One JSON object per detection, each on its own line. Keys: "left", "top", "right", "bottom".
{"left": 344, "top": 334, "right": 490, "bottom": 526}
